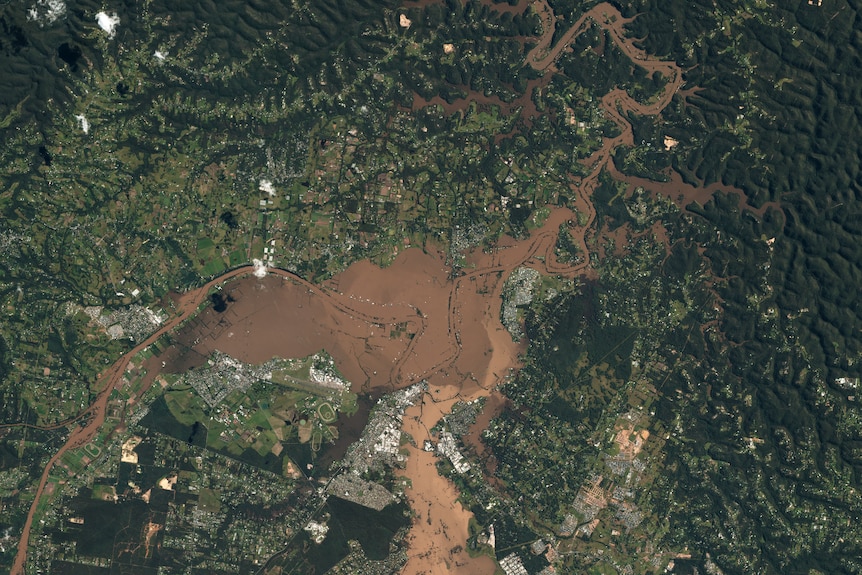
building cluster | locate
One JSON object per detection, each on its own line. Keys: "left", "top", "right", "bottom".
{"left": 436, "top": 431, "right": 471, "bottom": 474}
{"left": 326, "top": 382, "right": 426, "bottom": 511}
{"left": 442, "top": 399, "right": 481, "bottom": 437}
{"left": 530, "top": 539, "right": 548, "bottom": 556}
{"left": 450, "top": 222, "right": 489, "bottom": 254}
{"left": 183, "top": 351, "right": 272, "bottom": 408}
{"left": 614, "top": 501, "right": 644, "bottom": 530}
{"left": 309, "top": 355, "right": 350, "bottom": 390}
{"left": 72, "top": 303, "right": 165, "bottom": 342}
{"left": 565, "top": 411, "right": 653, "bottom": 538}
{"left": 835, "top": 376, "right": 859, "bottom": 401}
{"left": 0, "top": 467, "right": 28, "bottom": 494}
{"left": 572, "top": 475, "right": 608, "bottom": 524}
{"left": 500, "top": 266, "right": 541, "bottom": 341}
{"left": 373, "top": 423, "right": 401, "bottom": 456}
{"left": 326, "top": 473, "right": 396, "bottom": 511}
{"left": 499, "top": 552, "right": 528, "bottom": 575}
{"left": 304, "top": 519, "right": 330, "bottom": 544}
{"left": 558, "top": 514, "right": 578, "bottom": 537}
{"left": 339, "top": 382, "right": 426, "bottom": 475}
{"left": 176, "top": 352, "right": 327, "bottom": 410}
{"left": 835, "top": 377, "right": 859, "bottom": 389}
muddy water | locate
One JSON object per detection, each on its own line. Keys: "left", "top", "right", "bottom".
{"left": 159, "top": 274, "right": 424, "bottom": 393}
{"left": 159, "top": 208, "right": 582, "bottom": 575}
{"left": 13, "top": 202, "right": 584, "bottom": 575}
{"left": 527, "top": 0, "right": 783, "bottom": 216}
{"left": 14, "top": 3, "right": 777, "bottom": 574}
{"left": 160, "top": 208, "right": 580, "bottom": 575}
{"left": 410, "top": 0, "right": 776, "bottom": 216}
{"left": 403, "top": 0, "right": 548, "bottom": 127}
{"left": 396, "top": 2, "right": 777, "bottom": 571}
{"left": 410, "top": 72, "right": 551, "bottom": 132}
{"left": 400, "top": 396, "right": 498, "bottom": 575}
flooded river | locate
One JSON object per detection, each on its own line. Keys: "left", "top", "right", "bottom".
{"left": 12, "top": 2, "right": 773, "bottom": 574}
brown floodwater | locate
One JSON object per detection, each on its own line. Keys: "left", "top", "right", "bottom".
{"left": 150, "top": 209, "right": 583, "bottom": 402}
{"left": 410, "top": 72, "right": 550, "bottom": 133}
{"left": 158, "top": 273, "right": 425, "bottom": 393}
{"left": 316, "top": 393, "right": 376, "bottom": 469}
{"left": 151, "top": 207, "right": 582, "bottom": 575}
{"left": 13, "top": 2, "right": 782, "bottom": 574}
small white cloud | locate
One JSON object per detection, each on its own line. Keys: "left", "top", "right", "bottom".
{"left": 252, "top": 259, "right": 267, "bottom": 278}
{"left": 74, "top": 114, "right": 89, "bottom": 134}
{"left": 259, "top": 179, "right": 276, "bottom": 197}
{"left": 27, "top": 0, "right": 66, "bottom": 26}
{"left": 153, "top": 50, "right": 166, "bottom": 61}
{"left": 95, "top": 11, "right": 120, "bottom": 37}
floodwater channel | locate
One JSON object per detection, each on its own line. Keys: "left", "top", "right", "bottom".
{"left": 12, "top": 2, "right": 774, "bottom": 574}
